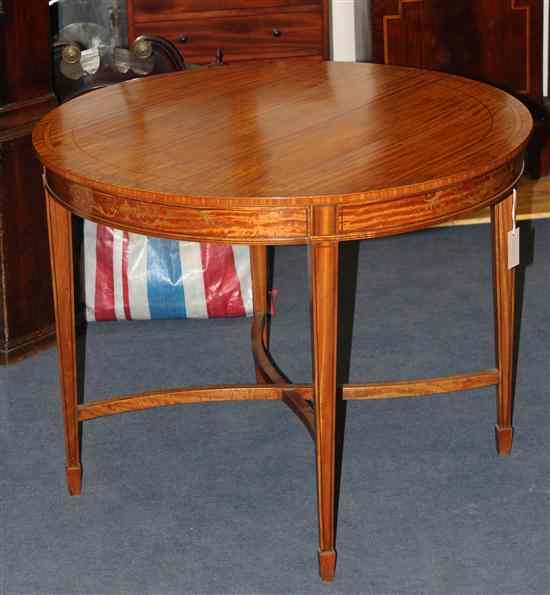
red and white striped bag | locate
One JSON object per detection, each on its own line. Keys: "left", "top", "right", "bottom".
{"left": 83, "top": 221, "right": 253, "bottom": 321}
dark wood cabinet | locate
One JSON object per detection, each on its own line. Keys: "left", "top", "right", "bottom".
{"left": 0, "top": 1, "right": 57, "bottom": 363}
{"left": 128, "top": 0, "right": 329, "bottom": 64}
{"left": 371, "top": 0, "right": 550, "bottom": 176}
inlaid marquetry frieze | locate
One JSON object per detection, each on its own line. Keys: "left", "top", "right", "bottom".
{"left": 45, "top": 173, "right": 310, "bottom": 245}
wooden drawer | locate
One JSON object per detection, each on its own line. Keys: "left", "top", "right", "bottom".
{"left": 133, "top": 10, "right": 323, "bottom": 64}
{"left": 132, "top": 0, "right": 320, "bottom": 21}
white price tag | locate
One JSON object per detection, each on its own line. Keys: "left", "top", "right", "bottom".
{"left": 508, "top": 188, "right": 520, "bottom": 269}
{"left": 508, "top": 228, "right": 520, "bottom": 269}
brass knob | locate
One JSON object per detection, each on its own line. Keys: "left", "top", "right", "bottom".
{"left": 272, "top": 28, "right": 281, "bottom": 37}
{"left": 179, "top": 35, "right": 189, "bottom": 44}
{"left": 132, "top": 37, "right": 153, "bottom": 60}
{"left": 62, "top": 43, "right": 81, "bottom": 65}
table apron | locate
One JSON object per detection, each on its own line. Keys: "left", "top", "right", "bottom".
{"left": 44, "top": 157, "right": 524, "bottom": 244}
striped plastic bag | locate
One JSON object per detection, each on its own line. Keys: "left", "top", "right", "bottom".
{"left": 83, "top": 221, "right": 253, "bottom": 321}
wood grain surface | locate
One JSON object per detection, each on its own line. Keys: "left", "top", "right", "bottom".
{"left": 45, "top": 189, "right": 82, "bottom": 495}
{"left": 372, "top": 0, "right": 543, "bottom": 102}
{"left": 132, "top": 0, "right": 320, "bottom": 18}
{"left": 127, "top": 0, "right": 330, "bottom": 65}
{"left": 309, "top": 206, "right": 339, "bottom": 581}
{"left": 370, "top": 0, "right": 550, "bottom": 177}
{"left": 34, "top": 62, "right": 533, "bottom": 244}
{"left": 491, "top": 194, "right": 516, "bottom": 455}
{"left": 134, "top": 10, "right": 323, "bottom": 64}
{"left": 342, "top": 369, "right": 499, "bottom": 400}
{"left": 0, "top": 0, "right": 57, "bottom": 364}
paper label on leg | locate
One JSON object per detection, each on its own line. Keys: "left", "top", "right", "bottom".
{"left": 508, "top": 228, "right": 520, "bottom": 269}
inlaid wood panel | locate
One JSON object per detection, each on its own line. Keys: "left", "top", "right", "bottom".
{"left": 438, "top": 175, "right": 550, "bottom": 226}
{"left": 380, "top": 0, "right": 425, "bottom": 69}
{"left": 338, "top": 159, "right": 524, "bottom": 239}
{"left": 46, "top": 175, "right": 309, "bottom": 244}
{"left": 372, "top": 0, "right": 543, "bottom": 103}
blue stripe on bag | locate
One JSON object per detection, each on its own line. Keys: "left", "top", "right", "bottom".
{"left": 146, "top": 238, "right": 187, "bottom": 319}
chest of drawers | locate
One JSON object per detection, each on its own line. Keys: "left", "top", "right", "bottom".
{"left": 128, "top": 0, "right": 329, "bottom": 65}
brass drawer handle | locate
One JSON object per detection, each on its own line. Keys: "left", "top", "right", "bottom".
{"left": 272, "top": 28, "right": 281, "bottom": 38}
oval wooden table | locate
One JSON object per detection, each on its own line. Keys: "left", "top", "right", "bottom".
{"left": 33, "top": 61, "right": 533, "bottom": 581}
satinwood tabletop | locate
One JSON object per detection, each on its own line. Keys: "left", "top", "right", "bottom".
{"left": 34, "top": 61, "right": 532, "bottom": 243}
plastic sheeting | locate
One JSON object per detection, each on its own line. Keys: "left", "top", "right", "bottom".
{"left": 83, "top": 221, "right": 253, "bottom": 321}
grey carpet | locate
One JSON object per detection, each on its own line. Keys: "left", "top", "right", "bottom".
{"left": 3, "top": 221, "right": 549, "bottom": 595}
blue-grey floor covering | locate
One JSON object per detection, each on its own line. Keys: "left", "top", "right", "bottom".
{"left": 2, "top": 221, "right": 549, "bottom": 594}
